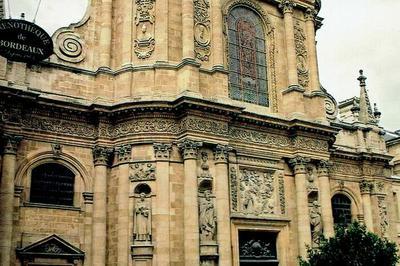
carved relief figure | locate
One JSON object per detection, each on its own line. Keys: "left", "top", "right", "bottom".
{"left": 130, "top": 163, "right": 156, "bottom": 181}
{"left": 134, "top": 0, "right": 156, "bottom": 59}
{"left": 294, "top": 21, "right": 309, "bottom": 88}
{"left": 194, "top": 0, "right": 211, "bottom": 60}
{"left": 199, "top": 190, "right": 217, "bottom": 241}
{"left": 134, "top": 193, "right": 151, "bottom": 241}
{"left": 239, "top": 169, "right": 275, "bottom": 215}
{"left": 309, "top": 201, "right": 322, "bottom": 246}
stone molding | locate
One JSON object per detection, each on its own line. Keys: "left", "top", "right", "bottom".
{"left": 288, "top": 156, "right": 310, "bottom": 174}
{"left": 115, "top": 144, "right": 132, "bottom": 164}
{"left": 2, "top": 134, "right": 22, "bottom": 155}
{"left": 93, "top": 145, "right": 113, "bottom": 166}
{"left": 177, "top": 139, "right": 202, "bottom": 160}
{"left": 213, "top": 144, "right": 232, "bottom": 164}
{"left": 153, "top": 143, "right": 172, "bottom": 161}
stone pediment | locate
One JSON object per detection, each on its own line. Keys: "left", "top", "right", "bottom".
{"left": 16, "top": 234, "right": 84, "bottom": 260}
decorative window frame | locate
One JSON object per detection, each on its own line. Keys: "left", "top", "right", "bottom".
{"left": 222, "top": 0, "right": 278, "bottom": 112}
{"left": 15, "top": 150, "right": 92, "bottom": 210}
{"left": 330, "top": 188, "right": 361, "bottom": 223}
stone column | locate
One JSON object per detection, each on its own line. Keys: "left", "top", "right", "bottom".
{"left": 99, "top": 0, "right": 113, "bottom": 67}
{"left": 115, "top": 144, "right": 132, "bottom": 266}
{"left": 182, "top": 0, "right": 195, "bottom": 59}
{"left": 153, "top": 143, "right": 172, "bottom": 266}
{"left": 0, "top": 134, "right": 22, "bottom": 266}
{"left": 305, "top": 8, "right": 320, "bottom": 92}
{"left": 318, "top": 161, "right": 334, "bottom": 238}
{"left": 178, "top": 139, "right": 202, "bottom": 266}
{"left": 214, "top": 145, "right": 233, "bottom": 266}
{"left": 83, "top": 192, "right": 94, "bottom": 266}
{"left": 289, "top": 156, "right": 311, "bottom": 259}
{"left": 91, "top": 146, "right": 112, "bottom": 266}
{"left": 279, "top": 0, "right": 298, "bottom": 86}
{"left": 360, "top": 180, "right": 374, "bottom": 232}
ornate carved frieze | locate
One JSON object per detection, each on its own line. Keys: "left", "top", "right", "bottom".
{"left": 130, "top": 163, "right": 156, "bottom": 181}
{"left": 229, "top": 127, "right": 291, "bottom": 148}
{"left": 279, "top": 0, "right": 295, "bottom": 14}
{"left": 294, "top": 21, "right": 310, "bottom": 88}
{"left": 230, "top": 167, "right": 238, "bottom": 211}
{"left": 331, "top": 162, "right": 362, "bottom": 177}
{"left": 134, "top": 0, "right": 156, "bottom": 59}
{"left": 177, "top": 139, "right": 202, "bottom": 160}
{"left": 193, "top": 0, "right": 211, "bottom": 61}
{"left": 115, "top": 144, "right": 132, "bottom": 163}
{"left": 359, "top": 179, "right": 373, "bottom": 194}
{"left": 238, "top": 169, "right": 275, "bottom": 216}
{"left": 199, "top": 190, "right": 217, "bottom": 242}
{"left": 214, "top": 144, "right": 231, "bottom": 164}
{"left": 153, "top": 143, "right": 172, "bottom": 160}
{"left": 292, "top": 136, "right": 328, "bottom": 152}
{"left": 54, "top": 31, "right": 86, "bottom": 63}
{"left": 2, "top": 134, "right": 22, "bottom": 155}
{"left": 180, "top": 117, "right": 228, "bottom": 136}
{"left": 278, "top": 171, "right": 285, "bottom": 214}
{"left": 378, "top": 196, "right": 388, "bottom": 236}
{"left": 362, "top": 164, "right": 384, "bottom": 177}
{"left": 93, "top": 145, "right": 113, "bottom": 166}
{"left": 289, "top": 156, "right": 310, "bottom": 175}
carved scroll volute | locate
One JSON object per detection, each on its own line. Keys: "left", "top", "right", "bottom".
{"left": 194, "top": 0, "right": 211, "bottom": 61}
{"left": 134, "top": 0, "right": 156, "bottom": 59}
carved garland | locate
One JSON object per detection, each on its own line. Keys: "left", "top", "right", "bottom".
{"left": 294, "top": 21, "right": 309, "bottom": 88}
{"left": 194, "top": 0, "right": 211, "bottom": 61}
{"left": 230, "top": 167, "right": 238, "bottom": 211}
{"left": 134, "top": 0, "right": 156, "bottom": 59}
{"left": 278, "top": 171, "right": 285, "bottom": 214}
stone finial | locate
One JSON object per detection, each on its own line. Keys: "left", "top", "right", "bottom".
{"left": 357, "top": 69, "right": 367, "bottom": 87}
{"left": 279, "top": 0, "right": 296, "bottom": 14}
{"left": 177, "top": 139, "right": 202, "bottom": 160}
{"left": 93, "top": 145, "right": 113, "bottom": 166}
{"left": 357, "top": 70, "right": 375, "bottom": 124}
{"left": 373, "top": 103, "right": 381, "bottom": 123}
{"left": 2, "top": 134, "right": 22, "bottom": 155}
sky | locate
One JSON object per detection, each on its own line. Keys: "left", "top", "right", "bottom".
{"left": 4, "top": 0, "right": 400, "bottom": 131}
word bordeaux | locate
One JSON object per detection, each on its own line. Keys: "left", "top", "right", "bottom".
{"left": 0, "top": 19, "right": 53, "bottom": 63}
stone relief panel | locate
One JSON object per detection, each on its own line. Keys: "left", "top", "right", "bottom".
{"left": 236, "top": 168, "right": 278, "bottom": 216}
{"left": 194, "top": 0, "right": 211, "bottom": 61}
{"left": 129, "top": 163, "right": 156, "bottom": 182}
{"left": 134, "top": 0, "right": 156, "bottom": 59}
{"left": 230, "top": 166, "right": 238, "bottom": 211}
{"left": 377, "top": 196, "right": 388, "bottom": 236}
{"left": 294, "top": 21, "right": 309, "bottom": 88}
{"left": 278, "top": 171, "right": 285, "bottom": 215}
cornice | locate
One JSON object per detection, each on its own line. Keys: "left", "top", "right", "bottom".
{"left": 331, "top": 149, "right": 393, "bottom": 163}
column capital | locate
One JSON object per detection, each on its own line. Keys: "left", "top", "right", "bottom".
{"left": 289, "top": 156, "right": 310, "bottom": 174}
{"left": 305, "top": 8, "right": 317, "bottom": 22}
{"left": 2, "top": 134, "right": 22, "bottom": 155}
{"left": 359, "top": 179, "right": 373, "bottom": 194}
{"left": 115, "top": 144, "right": 132, "bottom": 164}
{"left": 153, "top": 143, "right": 172, "bottom": 161}
{"left": 318, "top": 160, "right": 332, "bottom": 176}
{"left": 213, "top": 144, "right": 232, "bottom": 164}
{"left": 177, "top": 139, "right": 202, "bottom": 160}
{"left": 93, "top": 145, "right": 113, "bottom": 166}
{"left": 279, "top": 0, "right": 296, "bottom": 14}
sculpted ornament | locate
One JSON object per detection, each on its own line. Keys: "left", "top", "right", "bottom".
{"left": 194, "top": 0, "right": 211, "bottom": 61}
{"left": 309, "top": 201, "right": 322, "bottom": 247}
{"left": 2, "top": 134, "right": 22, "bottom": 155}
{"left": 92, "top": 145, "right": 113, "bottom": 166}
{"left": 378, "top": 197, "right": 388, "bottom": 236}
{"left": 53, "top": 31, "right": 86, "bottom": 63}
{"left": 289, "top": 156, "right": 310, "bottom": 174}
{"left": 153, "top": 143, "right": 172, "bottom": 160}
{"left": 199, "top": 190, "right": 217, "bottom": 241}
{"left": 134, "top": 193, "right": 152, "bottom": 241}
{"left": 130, "top": 163, "right": 156, "bottom": 181}
{"left": 230, "top": 167, "right": 238, "bottom": 211}
{"left": 294, "top": 21, "right": 309, "bottom": 88}
{"left": 51, "top": 143, "right": 62, "bottom": 157}
{"left": 177, "top": 139, "right": 202, "bottom": 160}
{"left": 279, "top": 0, "right": 295, "bottom": 14}
{"left": 278, "top": 171, "right": 286, "bottom": 214}
{"left": 198, "top": 152, "right": 212, "bottom": 181}
{"left": 134, "top": 0, "right": 156, "bottom": 59}
{"left": 359, "top": 179, "right": 373, "bottom": 194}
{"left": 239, "top": 169, "right": 275, "bottom": 215}
{"left": 115, "top": 144, "right": 132, "bottom": 163}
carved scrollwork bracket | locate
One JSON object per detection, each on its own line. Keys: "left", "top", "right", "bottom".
{"left": 288, "top": 156, "right": 310, "bottom": 175}
{"left": 177, "top": 139, "right": 202, "bottom": 160}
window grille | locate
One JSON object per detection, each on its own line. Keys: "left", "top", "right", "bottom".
{"left": 331, "top": 194, "right": 352, "bottom": 227}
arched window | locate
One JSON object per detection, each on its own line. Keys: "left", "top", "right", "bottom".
{"left": 331, "top": 194, "right": 352, "bottom": 227}
{"left": 227, "top": 6, "right": 268, "bottom": 106}
{"left": 30, "top": 163, "right": 75, "bottom": 206}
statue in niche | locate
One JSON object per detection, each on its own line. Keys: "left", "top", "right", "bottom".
{"left": 309, "top": 201, "right": 322, "bottom": 246}
{"left": 199, "top": 190, "right": 216, "bottom": 241}
{"left": 134, "top": 192, "right": 151, "bottom": 242}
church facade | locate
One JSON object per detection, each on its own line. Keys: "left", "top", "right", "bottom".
{"left": 0, "top": 0, "right": 399, "bottom": 265}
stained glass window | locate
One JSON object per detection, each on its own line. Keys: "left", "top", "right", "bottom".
{"left": 30, "top": 163, "right": 75, "bottom": 206}
{"left": 331, "top": 194, "right": 352, "bottom": 227}
{"left": 227, "top": 6, "right": 268, "bottom": 106}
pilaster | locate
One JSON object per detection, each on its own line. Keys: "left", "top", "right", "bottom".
{"left": 317, "top": 160, "right": 334, "bottom": 237}
{"left": 289, "top": 156, "right": 311, "bottom": 259}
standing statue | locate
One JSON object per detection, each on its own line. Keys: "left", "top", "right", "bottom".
{"left": 199, "top": 190, "right": 217, "bottom": 241}
{"left": 309, "top": 201, "right": 322, "bottom": 246}
{"left": 134, "top": 192, "right": 151, "bottom": 241}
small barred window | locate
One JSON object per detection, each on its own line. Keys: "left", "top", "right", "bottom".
{"left": 331, "top": 194, "right": 352, "bottom": 227}
{"left": 30, "top": 163, "right": 75, "bottom": 206}
{"left": 227, "top": 6, "right": 268, "bottom": 106}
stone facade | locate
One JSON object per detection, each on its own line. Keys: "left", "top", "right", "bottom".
{"left": 0, "top": 0, "right": 398, "bottom": 265}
